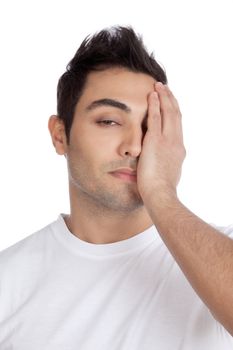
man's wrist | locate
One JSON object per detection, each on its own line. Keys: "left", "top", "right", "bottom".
{"left": 142, "top": 187, "right": 183, "bottom": 223}
{"left": 142, "top": 185, "right": 179, "bottom": 207}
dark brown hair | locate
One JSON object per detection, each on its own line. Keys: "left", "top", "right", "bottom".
{"left": 57, "top": 25, "right": 167, "bottom": 143}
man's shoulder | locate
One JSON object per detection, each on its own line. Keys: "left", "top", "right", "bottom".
{"left": 0, "top": 219, "right": 57, "bottom": 273}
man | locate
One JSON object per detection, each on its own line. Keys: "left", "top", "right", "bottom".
{"left": 0, "top": 26, "right": 232, "bottom": 349}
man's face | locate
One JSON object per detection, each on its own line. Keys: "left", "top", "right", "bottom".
{"left": 66, "top": 67, "right": 156, "bottom": 213}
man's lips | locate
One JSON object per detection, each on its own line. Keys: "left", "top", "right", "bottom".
{"left": 109, "top": 168, "right": 137, "bottom": 182}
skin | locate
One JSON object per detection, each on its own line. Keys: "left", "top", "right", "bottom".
{"left": 49, "top": 68, "right": 157, "bottom": 244}
{"left": 49, "top": 67, "right": 233, "bottom": 335}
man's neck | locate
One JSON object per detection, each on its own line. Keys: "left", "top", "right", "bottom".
{"left": 64, "top": 190, "right": 154, "bottom": 244}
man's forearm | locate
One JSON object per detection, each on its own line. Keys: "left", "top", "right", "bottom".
{"left": 146, "top": 194, "right": 233, "bottom": 336}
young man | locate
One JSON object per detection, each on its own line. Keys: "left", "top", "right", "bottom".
{"left": 0, "top": 26, "right": 233, "bottom": 349}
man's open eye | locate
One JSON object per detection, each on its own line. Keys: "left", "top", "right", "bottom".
{"left": 97, "top": 120, "right": 119, "bottom": 126}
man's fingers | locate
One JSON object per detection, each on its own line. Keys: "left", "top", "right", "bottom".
{"left": 155, "top": 82, "right": 183, "bottom": 139}
{"left": 147, "top": 91, "right": 162, "bottom": 135}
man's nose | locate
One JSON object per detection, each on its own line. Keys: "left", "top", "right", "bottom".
{"left": 118, "top": 125, "right": 147, "bottom": 158}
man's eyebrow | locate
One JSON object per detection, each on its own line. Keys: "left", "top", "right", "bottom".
{"left": 85, "top": 98, "right": 131, "bottom": 113}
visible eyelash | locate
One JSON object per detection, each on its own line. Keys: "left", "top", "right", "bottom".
{"left": 97, "top": 120, "right": 119, "bottom": 126}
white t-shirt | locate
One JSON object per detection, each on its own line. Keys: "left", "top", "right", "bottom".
{"left": 0, "top": 214, "right": 233, "bottom": 350}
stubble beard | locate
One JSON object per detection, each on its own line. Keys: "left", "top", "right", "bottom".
{"left": 68, "top": 165, "right": 144, "bottom": 216}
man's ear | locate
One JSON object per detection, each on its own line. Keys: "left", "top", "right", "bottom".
{"left": 48, "top": 115, "right": 68, "bottom": 155}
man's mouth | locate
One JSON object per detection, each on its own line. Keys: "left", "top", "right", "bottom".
{"left": 109, "top": 168, "right": 137, "bottom": 182}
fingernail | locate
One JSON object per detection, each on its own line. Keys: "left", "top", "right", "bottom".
{"left": 156, "top": 82, "right": 165, "bottom": 89}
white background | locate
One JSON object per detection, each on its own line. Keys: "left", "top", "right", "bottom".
{"left": 0, "top": 0, "right": 232, "bottom": 250}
